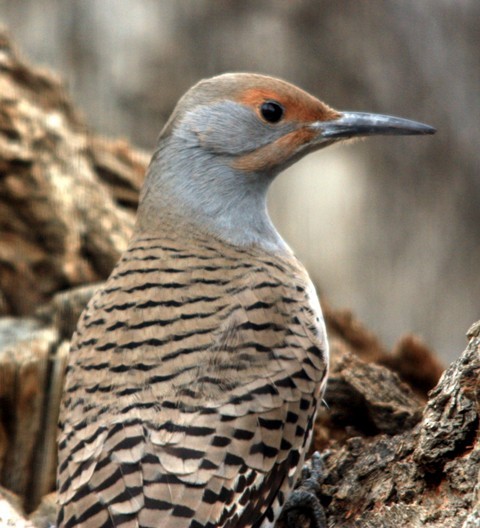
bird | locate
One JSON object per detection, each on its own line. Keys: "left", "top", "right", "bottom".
{"left": 57, "top": 73, "right": 435, "bottom": 528}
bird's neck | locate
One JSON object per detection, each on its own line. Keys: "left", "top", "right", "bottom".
{"left": 136, "top": 139, "right": 291, "bottom": 254}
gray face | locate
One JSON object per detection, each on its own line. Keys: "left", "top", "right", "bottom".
{"left": 173, "top": 100, "right": 297, "bottom": 157}
{"left": 139, "top": 94, "right": 299, "bottom": 252}
{"left": 138, "top": 73, "right": 435, "bottom": 252}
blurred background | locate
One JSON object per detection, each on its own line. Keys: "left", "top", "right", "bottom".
{"left": 0, "top": 0, "right": 478, "bottom": 362}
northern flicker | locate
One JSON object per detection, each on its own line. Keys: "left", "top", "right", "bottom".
{"left": 57, "top": 73, "right": 435, "bottom": 528}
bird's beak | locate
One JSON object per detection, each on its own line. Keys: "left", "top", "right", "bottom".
{"left": 310, "top": 111, "right": 436, "bottom": 140}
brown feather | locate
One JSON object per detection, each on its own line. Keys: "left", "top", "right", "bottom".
{"left": 58, "top": 227, "right": 327, "bottom": 527}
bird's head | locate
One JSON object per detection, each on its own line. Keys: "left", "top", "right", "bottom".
{"left": 158, "top": 72, "right": 434, "bottom": 176}
{"left": 139, "top": 73, "right": 435, "bottom": 250}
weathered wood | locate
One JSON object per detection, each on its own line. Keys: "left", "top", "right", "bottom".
{"left": 36, "top": 284, "right": 101, "bottom": 341}
{"left": 0, "top": 319, "right": 57, "bottom": 502}
{"left": 325, "top": 306, "right": 443, "bottom": 399}
{"left": 310, "top": 325, "right": 480, "bottom": 527}
{"left": 29, "top": 341, "right": 68, "bottom": 511}
{"left": 381, "top": 334, "right": 445, "bottom": 398}
{"left": 0, "top": 29, "right": 146, "bottom": 317}
{"left": 320, "top": 338, "right": 422, "bottom": 438}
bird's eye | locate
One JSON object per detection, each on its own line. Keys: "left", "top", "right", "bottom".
{"left": 260, "top": 101, "right": 284, "bottom": 124}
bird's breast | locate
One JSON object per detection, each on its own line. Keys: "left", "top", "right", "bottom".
{"left": 62, "top": 231, "right": 327, "bottom": 427}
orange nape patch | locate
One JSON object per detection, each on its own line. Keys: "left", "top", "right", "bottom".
{"left": 232, "top": 128, "right": 317, "bottom": 172}
{"left": 237, "top": 86, "right": 340, "bottom": 124}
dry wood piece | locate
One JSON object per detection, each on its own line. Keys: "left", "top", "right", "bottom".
{"left": 0, "top": 319, "right": 58, "bottom": 509}
{"left": 325, "top": 305, "right": 444, "bottom": 398}
{"left": 0, "top": 30, "right": 146, "bottom": 317}
{"left": 36, "top": 283, "right": 101, "bottom": 341}
{"left": 324, "top": 339, "right": 422, "bottom": 437}
{"left": 307, "top": 324, "right": 480, "bottom": 527}
{"left": 381, "top": 334, "right": 445, "bottom": 398}
{"left": 89, "top": 135, "right": 147, "bottom": 210}
{"left": 414, "top": 330, "right": 480, "bottom": 471}
{"left": 30, "top": 341, "right": 69, "bottom": 511}
{"left": 323, "top": 305, "right": 388, "bottom": 364}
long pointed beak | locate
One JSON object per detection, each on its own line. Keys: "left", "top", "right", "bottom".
{"left": 312, "top": 111, "right": 436, "bottom": 139}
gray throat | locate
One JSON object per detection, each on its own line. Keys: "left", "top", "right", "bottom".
{"left": 137, "top": 138, "right": 290, "bottom": 254}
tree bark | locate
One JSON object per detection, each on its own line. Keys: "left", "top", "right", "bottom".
{"left": 310, "top": 323, "right": 480, "bottom": 527}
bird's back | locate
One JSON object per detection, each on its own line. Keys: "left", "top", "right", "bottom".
{"left": 57, "top": 228, "right": 328, "bottom": 528}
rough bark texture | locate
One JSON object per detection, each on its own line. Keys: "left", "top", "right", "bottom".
{"left": 0, "top": 29, "right": 147, "bottom": 316}
{"left": 312, "top": 326, "right": 480, "bottom": 527}
{"left": 0, "top": 30, "right": 478, "bottom": 527}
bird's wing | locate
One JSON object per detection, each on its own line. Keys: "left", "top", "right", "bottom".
{"left": 57, "top": 243, "right": 327, "bottom": 528}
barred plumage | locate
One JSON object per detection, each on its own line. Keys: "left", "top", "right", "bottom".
{"left": 57, "top": 72, "right": 434, "bottom": 527}
{"left": 58, "top": 230, "right": 327, "bottom": 527}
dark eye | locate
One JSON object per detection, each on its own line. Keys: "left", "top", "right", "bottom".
{"left": 260, "top": 101, "right": 284, "bottom": 123}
